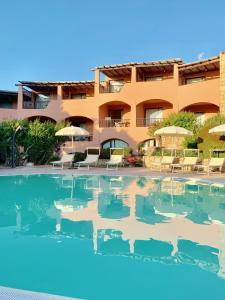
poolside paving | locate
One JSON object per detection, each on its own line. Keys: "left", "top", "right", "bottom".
{"left": 1, "top": 166, "right": 225, "bottom": 184}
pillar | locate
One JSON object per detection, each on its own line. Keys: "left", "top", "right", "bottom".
{"left": 220, "top": 51, "right": 225, "bottom": 114}
{"left": 173, "top": 63, "right": 179, "bottom": 85}
{"left": 173, "top": 63, "right": 179, "bottom": 113}
{"left": 17, "top": 85, "right": 23, "bottom": 110}
{"left": 131, "top": 66, "right": 137, "bottom": 83}
{"left": 57, "top": 85, "right": 62, "bottom": 100}
{"left": 94, "top": 69, "right": 100, "bottom": 96}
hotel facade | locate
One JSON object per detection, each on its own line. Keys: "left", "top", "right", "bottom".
{"left": 1, "top": 51, "right": 225, "bottom": 152}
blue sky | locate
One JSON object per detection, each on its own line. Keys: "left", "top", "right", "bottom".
{"left": 0, "top": 0, "right": 225, "bottom": 90}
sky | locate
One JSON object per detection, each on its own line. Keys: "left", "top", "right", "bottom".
{"left": 0, "top": 0, "right": 225, "bottom": 90}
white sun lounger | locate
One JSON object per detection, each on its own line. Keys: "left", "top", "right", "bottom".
{"left": 171, "top": 156, "right": 199, "bottom": 173}
{"left": 106, "top": 148, "right": 124, "bottom": 170}
{"left": 197, "top": 157, "right": 225, "bottom": 175}
{"left": 151, "top": 156, "right": 175, "bottom": 172}
{"left": 76, "top": 147, "right": 100, "bottom": 170}
{"left": 50, "top": 154, "right": 74, "bottom": 169}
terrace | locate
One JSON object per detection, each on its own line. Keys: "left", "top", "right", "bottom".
{"left": 98, "top": 101, "right": 131, "bottom": 128}
{"left": 18, "top": 81, "right": 95, "bottom": 109}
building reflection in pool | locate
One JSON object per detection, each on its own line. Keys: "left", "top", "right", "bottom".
{"left": 1, "top": 174, "right": 225, "bottom": 280}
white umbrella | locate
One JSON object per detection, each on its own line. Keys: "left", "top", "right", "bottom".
{"left": 55, "top": 126, "right": 89, "bottom": 150}
{"left": 154, "top": 126, "right": 193, "bottom": 150}
{"left": 209, "top": 124, "right": 225, "bottom": 135}
{"left": 154, "top": 126, "right": 193, "bottom": 137}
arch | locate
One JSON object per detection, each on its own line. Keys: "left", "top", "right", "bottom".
{"left": 99, "top": 100, "right": 132, "bottom": 108}
{"left": 138, "top": 139, "right": 159, "bottom": 153}
{"left": 101, "top": 138, "right": 129, "bottom": 149}
{"left": 64, "top": 116, "right": 94, "bottom": 141}
{"left": 181, "top": 102, "right": 219, "bottom": 112}
{"left": 136, "top": 99, "right": 173, "bottom": 127}
{"left": 99, "top": 101, "right": 131, "bottom": 128}
{"left": 27, "top": 115, "right": 56, "bottom": 123}
{"left": 65, "top": 115, "right": 94, "bottom": 127}
{"left": 136, "top": 98, "right": 173, "bottom": 106}
{"left": 180, "top": 102, "right": 219, "bottom": 123}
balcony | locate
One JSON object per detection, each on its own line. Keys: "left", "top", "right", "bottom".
{"left": 100, "top": 80, "right": 130, "bottom": 93}
{"left": 136, "top": 118, "right": 164, "bottom": 127}
{"left": 23, "top": 94, "right": 51, "bottom": 109}
{"left": 99, "top": 119, "right": 131, "bottom": 128}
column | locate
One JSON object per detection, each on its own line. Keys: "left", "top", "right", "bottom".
{"left": 220, "top": 51, "right": 225, "bottom": 114}
{"left": 131, "top": 66, "right": 137, "bottom": 83}
{"left": 94, "top": 69, "right": 100, "bottom": 96}
{"left": 57, "top": 85, "right": 62, "bottom": 100}
{"left": 173, "top": 63, "right": 179, "bottom": 113}
{"left": 17, "top": 85, "right": 23, "bottom": 110}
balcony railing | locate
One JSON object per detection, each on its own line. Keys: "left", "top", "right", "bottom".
{"left": 99, "top": 119, "right": 131, "bottom": 128}
{"left": 99, "top": 81, "right": 130, "bottom": 93}
{"left": 136, "top": 118, "right": 164, "bottom": 127}
{"left": 23, "top": 100, "right": 50, "bottom": 109}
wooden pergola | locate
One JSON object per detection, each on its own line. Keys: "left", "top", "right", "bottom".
{"left": 17, "top": 81, "right": 95, "bottom": 93}
{"left": 93, "top": 59, "right": 183, "bottom": 78}
{"left": 178, "top": 56, "right": 219, "bottom": 75}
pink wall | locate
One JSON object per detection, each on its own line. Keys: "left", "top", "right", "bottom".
{"left": 0, "top": 63, "right": 221, "bottom": 153}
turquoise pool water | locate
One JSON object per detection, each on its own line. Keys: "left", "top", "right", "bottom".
{"left": 0, "top": 174, "right": 225, "bottom": 299}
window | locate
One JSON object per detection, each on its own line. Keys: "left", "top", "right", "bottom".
{"left": 102, "top": 139, "right": 128, "bottom": 149}
{"left": 185, "top": 77, "right": 205, "bottom": 84}
{"left": 145, "top": 76, "right": 163, "bottom": 81}
{"left": 0, "top": 101, "right": 14, "bottom": 109}
{"left": 139, "top": 139, "right": 158, "bottom": 153}
{"left": 71, "top": 93, "right": 86, "bottom": 99}
{"left": 35, "top": 93, "right": 50, "bottom": 109}
{"left": 145, "top": 108, "right": 163, "bottom": 125}
{"left": 109, "top": 81, "right": 124, "bottom": 93}
{"left": 195, "top": 112, "right": 205, "bottom": 125}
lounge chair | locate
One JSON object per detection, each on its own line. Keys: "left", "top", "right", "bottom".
{"left": 150, "top": 156, "right": 176, "bottom": 172}
{"left": 197, "top": 158, "right": 225, "bottom": 175}
{"left": 76, "top": 147, "right": 100, "bottom": 170}
{"left": 106, "top": 148, "right": 124, "bottom": 170}
{"left": 171, "top": 156, "right": 199, "bottom": 173}
{"left": 50, "top": 153, "right": 74, "bottom": 169}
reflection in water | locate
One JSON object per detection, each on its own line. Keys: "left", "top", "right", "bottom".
{"left": 1, "top": 174, "right": 225, "bottom": 284}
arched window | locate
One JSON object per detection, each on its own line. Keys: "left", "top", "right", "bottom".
{"left": 101, "top": 139, "right": 129, "bottom": 149}
{"left": 139, "top": 139, "right": 159, "bottom": 153}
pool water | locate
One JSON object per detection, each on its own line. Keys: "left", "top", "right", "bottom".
{"left": 0, "top": 175, "right": 225, "bottom": 300}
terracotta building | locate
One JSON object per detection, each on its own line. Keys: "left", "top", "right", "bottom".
{"left": 0, "top": 51, "right": 225, "bottom": 152}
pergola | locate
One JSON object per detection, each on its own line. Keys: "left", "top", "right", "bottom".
{"left": 93, "top": 59, "right": 183, "bottom": 78}
{"left": 17, "top": 81, "right": 95, "bottom": 94}
{"left": 178, "top": 56, "right": 219, "bottom": 75}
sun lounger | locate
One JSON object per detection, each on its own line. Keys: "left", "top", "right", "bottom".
{"left": 77, "top": 154, "right": 99, "bottom": 170}
{"left": 196, "top": 158, "right": 225, "bottom": 175}
{"left": 76, "top": 147, "right": 100, "bottom": 170}
{"left": 171, "top": 156, "right": 199, "bottom": 173}
{"left": 150, "top": 156, "right": 175, "bottom": 172}
{"left": 50, "top": 154, "right": 74, "bottom": 169}
{"left": 106, "top": 148, "right": 124, "bottom": 170}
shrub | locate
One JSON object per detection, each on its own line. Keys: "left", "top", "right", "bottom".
{"left": 0, "top": 119, "right": 70, "bottom": 165}
{"left": 99, "top": 148, "right": 110, "bottom": 159}
{"left": 161, "top": 112, "right": 197, "bottom": 131}
{"left": 197, "top": 114, "right": 225, "bottom": 158}
{"left": 99, "top": 147, "right": 132, "bottom": 159}
{"left": 73, "top": 152, "right": 85, "bottom": 163}
{"left": 148, "top": 121, "right": 163, "bottom": 137}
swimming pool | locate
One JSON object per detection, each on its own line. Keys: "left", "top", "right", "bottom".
{"left": 0, "top": 174, "right": 225, "bottom": 300}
